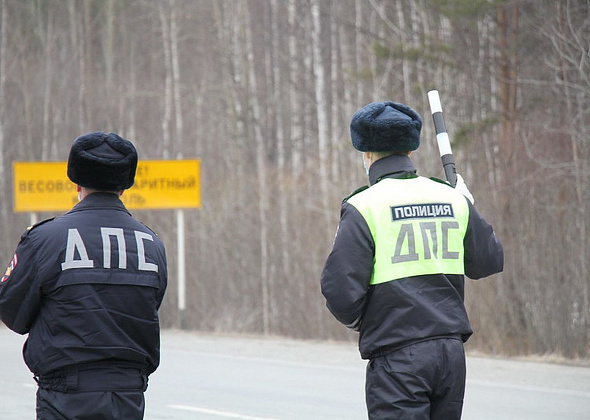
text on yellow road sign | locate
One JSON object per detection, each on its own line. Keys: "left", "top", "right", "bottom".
{"left": 13, "top": 160, "right": 201, "bottom": 212}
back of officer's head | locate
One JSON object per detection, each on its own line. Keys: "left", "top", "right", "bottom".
{"left": 350, "top": 101, "right": 422, "bottom": 153}
{"left": 67, "top": 132, "right": 138, "bottom": 191}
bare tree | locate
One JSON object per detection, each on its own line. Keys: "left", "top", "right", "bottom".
{"left": 0, "top": 0, "right": 588, "bottom": 359}
{"left": 0, "top": 0, "right": 6, "bottom": 221}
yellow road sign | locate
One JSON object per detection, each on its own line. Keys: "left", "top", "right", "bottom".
{"left": 13, "top": 160, "right": 201, "bottom": 212}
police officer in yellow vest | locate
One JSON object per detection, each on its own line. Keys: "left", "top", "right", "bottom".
{"left": 321, "top": 101, "right": 503, "bottom": 419}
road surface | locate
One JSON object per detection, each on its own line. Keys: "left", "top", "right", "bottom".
{"left": 1, "top": 327, "right": 589, "bottom": 419}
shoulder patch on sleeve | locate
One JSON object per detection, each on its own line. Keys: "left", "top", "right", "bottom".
{"left": 343, "top": 185, "right": 369, "bottom": 203}
{"left": 1, "top": 252, "right": 18, "bottom": 283}
{"left": 20, "top": 217, "right": 55, "bottom": 240}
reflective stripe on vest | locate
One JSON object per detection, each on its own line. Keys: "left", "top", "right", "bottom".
{"left": 347, "top": 177, "right": 469, "bottom": 285}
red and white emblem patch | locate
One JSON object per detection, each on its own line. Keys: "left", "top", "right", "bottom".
{"left": 1, "top": 253, "right": 17, "bottom": 283}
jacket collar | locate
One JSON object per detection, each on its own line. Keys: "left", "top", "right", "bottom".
{"left": 67, "top": 192, "right": 130, "bottom": 214}
{"left": 368, "top": 154, "right": 417, "bottom": 186}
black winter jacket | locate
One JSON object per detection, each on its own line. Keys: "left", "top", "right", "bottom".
{"left": 0, "top": 193, "right": 167, "bottom": 375}
{"left": 321, "top": 155, "right": 503, "bottom": 359}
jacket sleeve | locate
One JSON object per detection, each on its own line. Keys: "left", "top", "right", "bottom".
{"left": 155, "top": 241, "right": 168, "bottom": 310}
{"left": 463, "top": 201, "right": 504, "bottom": 280}
{"left": 0, "top": 234, "right": 43, "bottom": 334}
{"left": 321, "top": 202, "right": 374, "bottom": 331}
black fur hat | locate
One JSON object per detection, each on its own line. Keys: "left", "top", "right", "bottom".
{"left": 67, "top": 132, "right": 138, "bottom": 191}
{"left": 350, "top": 101, "right": 422, "bottom": 152}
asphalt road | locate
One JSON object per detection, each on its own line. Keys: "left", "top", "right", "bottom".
{"left": 1, "top": 327, "right": 589, "bottom": 419}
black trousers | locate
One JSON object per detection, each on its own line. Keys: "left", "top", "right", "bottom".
{"left": 35, "top": 366, "right": 147, "bottom": 420}
{"left": 365, "top": 337, "right": 466, "bottom": 420}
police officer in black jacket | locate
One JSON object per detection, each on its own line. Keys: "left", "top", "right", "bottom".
{"left": 321, "top": 102, "right": 503, "bottom": 419}
{"left": 0, "top": 132, "right": 167, "bottom": 419}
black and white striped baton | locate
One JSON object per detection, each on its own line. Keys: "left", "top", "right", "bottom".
{"left": 427, "top": 90, "right": 457, "bottom": 187}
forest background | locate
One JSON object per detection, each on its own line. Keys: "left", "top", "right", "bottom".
{"left": 0, "top": 0, "right": 588, "bottom": 360}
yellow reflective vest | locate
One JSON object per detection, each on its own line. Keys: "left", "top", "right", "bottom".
{"left": 347, "top": 176, "right": 470, "bottom": 285}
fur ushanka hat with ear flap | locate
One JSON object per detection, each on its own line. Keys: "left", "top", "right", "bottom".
{"left": 67, "top": 132, "right": 138, "bottom": 191}
{"left": 350, "top": 101, "right": 422, "bottom": 152}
